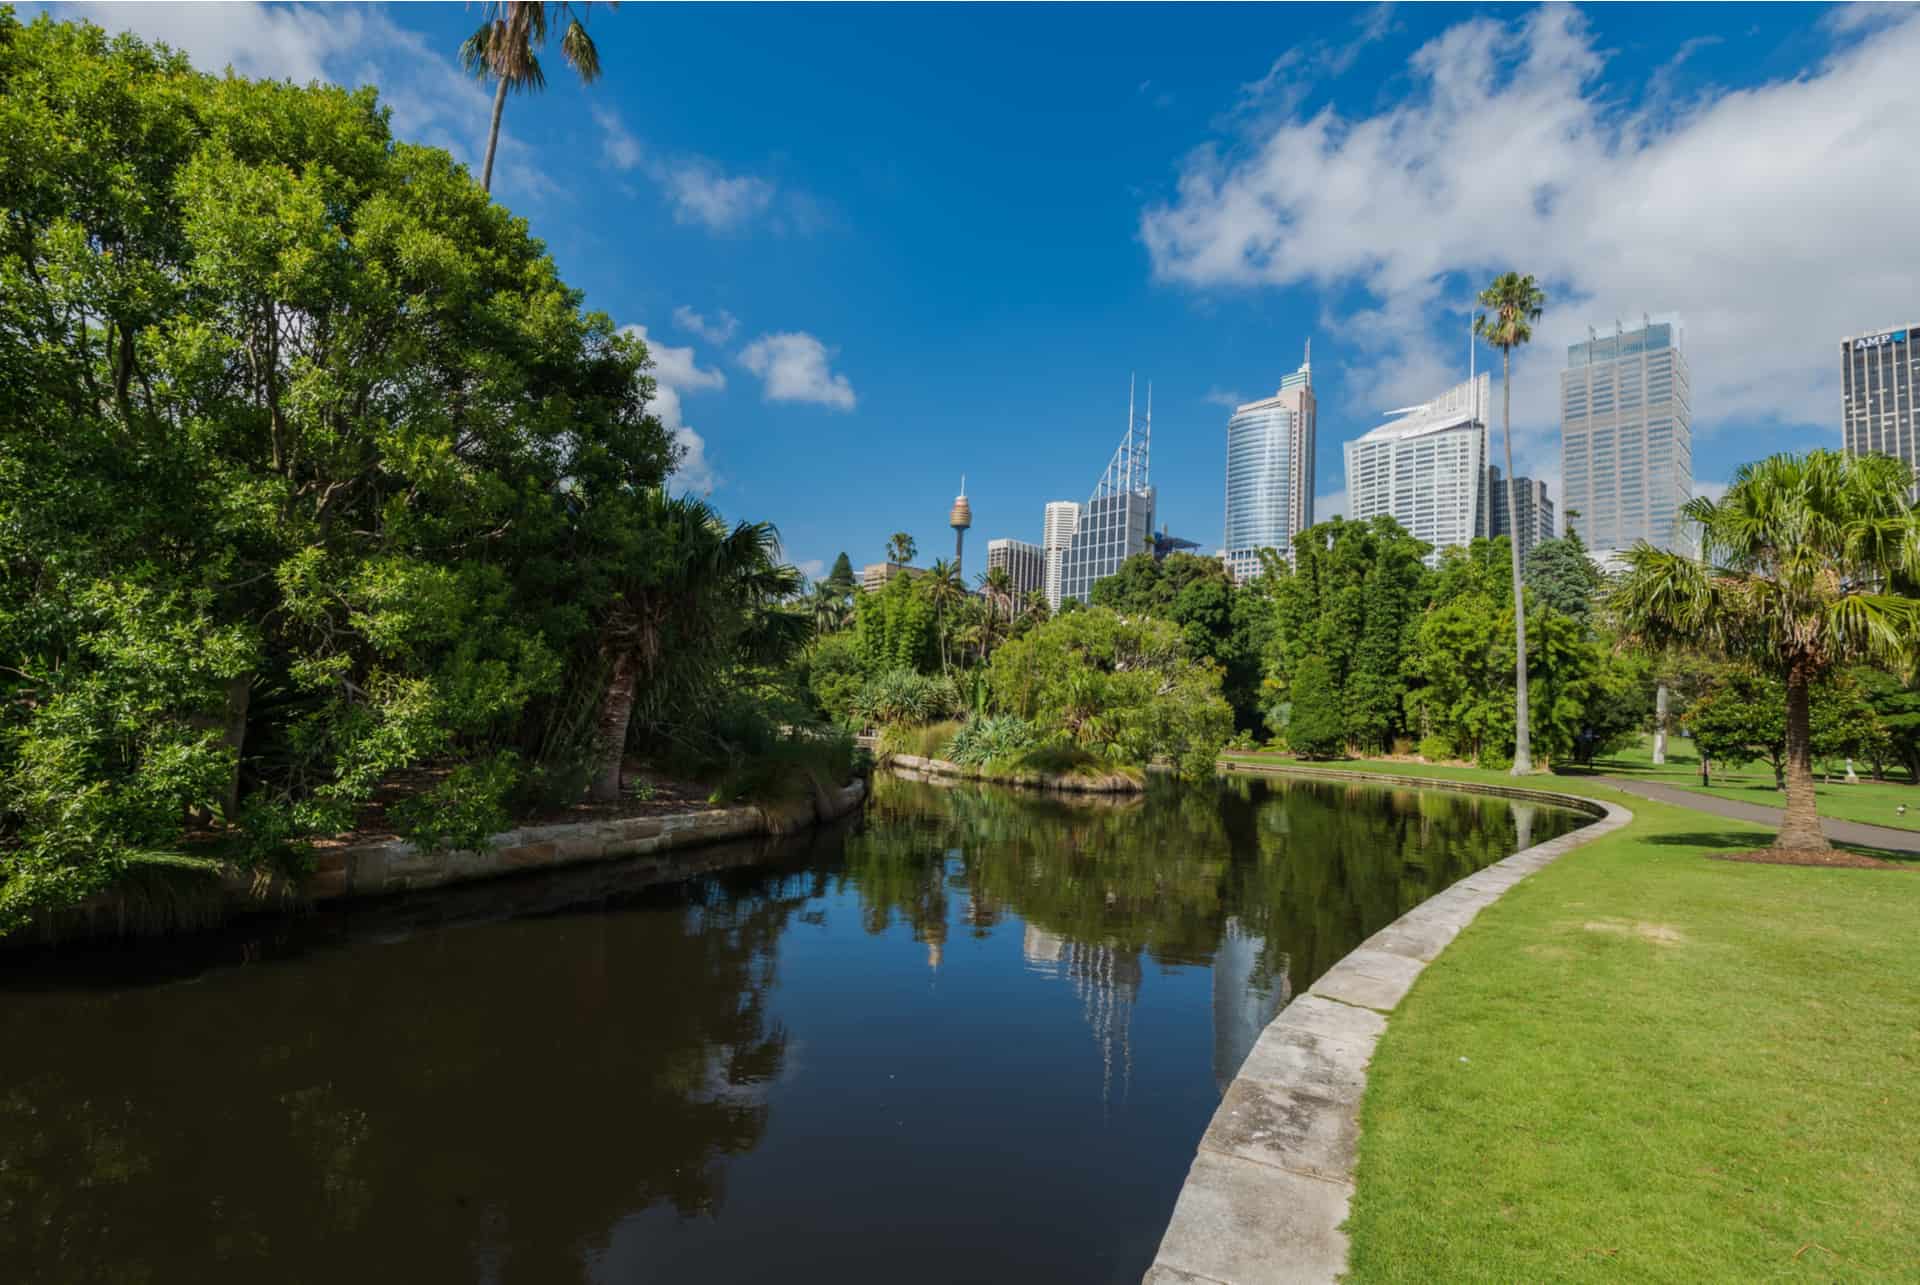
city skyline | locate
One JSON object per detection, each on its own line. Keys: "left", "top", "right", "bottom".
{"left": 69, "top": 4, "right": 1920, "bottom": 583}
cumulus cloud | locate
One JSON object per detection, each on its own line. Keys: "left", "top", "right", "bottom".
{"left": 1143, "top": 6, "right": 1920, "bottom": 477}
{"left": 621, "top": 324, "right": 724, "bottom": 495}
{"left": 593, "top": 108, "right": 777, "bottom": 232}
{"left": 673, "top": 305, "right": 740, "bottom": 346}
{"left": 738, "top": 333, "right": 857, "bottom": 411}
{"left": 57, "top": 2, "right": 551, "bottom": 200}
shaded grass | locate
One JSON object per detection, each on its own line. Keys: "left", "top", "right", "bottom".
{"left": 1223, "top": 759, "right": 1920, "bottom": 1282}
{"left": 1588, "top": 735, "right": 1920, "bottom": 833}
{"left": 876, "top": 719, "right": 964, "bottom": 761}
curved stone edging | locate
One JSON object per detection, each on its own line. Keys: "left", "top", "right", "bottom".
{"left": 887, "top": 754, "right": 1146, "bottom": 793}
{"left": 1144, "top": 765, "right": 1633, "bottom": 1285}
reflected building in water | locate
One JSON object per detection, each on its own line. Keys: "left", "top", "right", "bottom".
{"left": 1210, "top": 917, "right": 1292, "bottom": 1095}
{"left": 1023, "top": 926, "right": 1141, "bottom": 1106}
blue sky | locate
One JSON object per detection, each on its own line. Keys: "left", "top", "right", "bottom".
{"left": 55, "top": 3, "right": 1920, "bottom": 579}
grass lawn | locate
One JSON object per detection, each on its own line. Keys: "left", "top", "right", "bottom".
{"left": 1583, "top": 734, "right": 1920, "bottom": 833}
{"left": 1221, "top": 756, "right": 1920, "bottom": 1282}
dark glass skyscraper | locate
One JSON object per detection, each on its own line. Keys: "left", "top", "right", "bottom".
{"left": 1842, "top": 324, "right": 1918, "bottom": 481}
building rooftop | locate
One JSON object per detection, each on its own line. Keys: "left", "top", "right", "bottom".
{"left": 1352, "top": 374, "right": 1488, "bottom": 444}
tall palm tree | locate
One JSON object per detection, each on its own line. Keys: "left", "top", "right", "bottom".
{"left": 887, "top": 532, "right": 916, "bottom": 566}
{"left": 1474, "top": 271, "right": 1548, "bottom": 774}
{"left": 460, "top": 2, "right": 606, "bottom": 194}
{"left": 977, "top": 565, "right": 1014, "bottom": 629}
{"left": 924, "top": 558, "right": 965, "bottom": 672}
{"left": 592, "top": 492, "right": 801, "bottom": 801}
{"left": 1609, "top": 450, "right": 1920, "bottom": 852}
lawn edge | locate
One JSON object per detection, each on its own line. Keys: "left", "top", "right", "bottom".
{"left": 1141, "top": 762, "right": 1633, "bottom": 1285}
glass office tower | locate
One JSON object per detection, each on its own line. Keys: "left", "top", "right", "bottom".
{"left": 1060, "top": 381, "right": 1153, "bottom": 605}
{"left": 1842, "top": 324, "right": 1919, "bottom": 483}
{"left": 1223, "top": 352, "right": 1315, "bottom": 582}
{"left": 1560, "top": 320, "right": 1693, "bottom": 559}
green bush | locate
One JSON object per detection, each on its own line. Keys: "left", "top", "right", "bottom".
{"left": 853, "top": 669, "right": 961, "bottom": 726}
{"left": 390, "top": 754, "right": 519, "bottom": 853}
{"left": 946, "top": 716, "right": 1038, "bottom": 766}
{"left": 878, "top": 720, "right": 963, "bottom": 761}
{"left": 1285, "top": 657, "right": 1346, "bottom": 759}
{"left": 1417, "top": 735, "right": 1455, "bottom": 762}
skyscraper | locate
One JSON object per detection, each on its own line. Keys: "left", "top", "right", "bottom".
{"left": 986, "top": 537, "right": 1045, "bottom": 603}
{"left": 1345, "top": 374, "right": 1490, "bottom": 568}
{"left": 1487, "top": 465, "right": 1555, "bottom": 558}
{"left": 1560, "top": 319, "right": 1693, "bottom": 560}
{"left": 1059, "top": 380, "right": 1154, "bottom": 605}
{"left": 1223, "top": 346, "right": 1316, "bottom": 581}
{"left": 1041, "top": 501, "right": 1080, "bottom": 611}
{"left": 1841, "top": 324, "right": 1918, "bottom": 480}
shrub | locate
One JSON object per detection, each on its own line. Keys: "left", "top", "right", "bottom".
{"left": 947, "top": 716, "right": 1038, "bottom": 766}
{"left": 1417, "top": 735, "right": 1455, "bottom": 762}
{"left": 390, "top": 754, "right": 520, "bottom": 853}
{"left": 1285, "top": 657, "right": 1346, "bottom": 759}
{"left": 878, "top": 720, "right": 963, "bottom": 761}
{"left": 853, "top": 668, "right": 961, "bottom": 726}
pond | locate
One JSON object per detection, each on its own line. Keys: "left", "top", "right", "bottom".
{"left": 1, "top": 771, "right": 1586, "bottom": 1284}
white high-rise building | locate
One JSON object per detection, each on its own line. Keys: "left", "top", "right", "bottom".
{"left": 1345, "top": 374, "right": 1490, "bottom": 567}
{"left": 986, "top": 538, "right": 1046, "bottom": 604}
{"left": 1041, "top": 501, "right": 1080, "bottom": 611}
{"left": 1223, "top": 347, "right": 1316, "bottom": 582}
{"left": 1560, "top": 319, "right": 1693, "bottom": 560}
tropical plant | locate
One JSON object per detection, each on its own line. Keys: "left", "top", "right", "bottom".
{"left": 924, "top": 558, "right": 966, "bottom": 672}
{"left": 886, "top": 532, "right": 917, "bottom": 566}
{"left": 591, "top": 494, "right": 805, "bottom": 801}
{"left": 944, "top": 715, "right": 1039, "bottom": 767}
{"left": 1610, "top": 450, "right": 1920, "bottom": 850}
{"left": 460, "top": 1, "right": 606, "bottom": 193}
{"left": 1474, "top": 271, "right": 1548, "bottom": 775}
{"left": 852, "top": 669, "right": 962, "bottom": 726}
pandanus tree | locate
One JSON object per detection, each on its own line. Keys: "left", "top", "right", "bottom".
{"left": 460, "top": 2, "right": 607, "bottom": 194}
{"left": 1474, "top": 272, "right": 1548, "bottom": 773}
{"left": 592, "top": 492, "right": 804, "bottom": 802}
{"left": 1609, "top": 450, "right": 1920, "bottom": 851}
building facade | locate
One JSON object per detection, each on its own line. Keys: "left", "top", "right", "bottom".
{"left": 1345, "top": 374, "right": 1490, "bottom": 567}
{"left": 860, "top": 561, "right": 922, "bottom": 594}
{"left": 1560, "top": 320, "right": 1693, "bottom": 559}
{"left": 986, "top": 538, "right": 1046, "bottom": 604}
{"left": 1060, "top": 382, "right": 1154, "bottom": 605}
{"left": 1841, "top": 324, "right": 1918, "bottom": 481}
{"left": 1487, "top": 465, "right": 1555, "bottom": 558}
{"left": 1041, "top": 500, "right": 1081, "bottom": 611}
{"left": 1223, "top": 352, "right": 1316, "bottom": 582}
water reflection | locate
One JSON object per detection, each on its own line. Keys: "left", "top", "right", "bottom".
{"left": 0, "top": 773, "right": 1582, "bottom": 1285}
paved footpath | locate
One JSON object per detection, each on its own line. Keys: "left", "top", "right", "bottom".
{"left": 1593, "top": 776, "right": 1920, "bottom": 854}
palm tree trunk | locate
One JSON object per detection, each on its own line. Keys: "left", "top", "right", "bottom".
{"left": 1777, "top": 662, "right": 1830, "bottom": 851}
{"left": 590, "top": 646, "right": 638, "bottom": 803}
{"left": 481, "top": 72, "right": 509, "bottom": 193}
{"left": 1502, "top": 348, "right": 1532, "bottom": 774}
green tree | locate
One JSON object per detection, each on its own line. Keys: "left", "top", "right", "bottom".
{"left": 886, "top": 532, "right": 916, "bottom": 566}
{"left": 460, "top": 2, "right": 606, "bottom": 194}
{"left": 1285, "top": 656, "right": 1345, "bottom": 759}
{"left": 1525, "top": 535, "right": 1604, "bottom": 621}
{"left": 1611, "top": 450, "right": 1920, "bottom": 850}
{"left": 1682, "top": 667, "right": 1786, "bottom": 788}
{"left": 826, "top": 552, "right": 856, "bottom": 592}
{"left": 1474, "top": 271, "right": 1548, "bottom": 775}
{"left": 1853, "top": 666, "right": 1920, "bottom": 781}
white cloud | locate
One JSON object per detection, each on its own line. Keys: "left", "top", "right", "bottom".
{"left": 673, "top": 305, "right": 740, "bottom": 346}
{"left": 738, "top": 332, "right": 857, "bottom": 411}
{"left": 592, "top": 107, "right": 778, "bottom": 233}
{"left": 1313, "top": 489, "right": 1349, "bottom": 521}
{"left": 1694, "top": 479, "right": 1728, "bottom": 504}
{"left": 1143, "top": 6, "right": 1920, "bottom": 471}
{"left": 1203, "top": 387, "right": 1248, "bottom": 409}
{"left": 795, "top": 558, "right": 827, "bottom": 581}
{"left": 57, "top": 2, "right": 550, "bottom": 201}
{"left": 593, "top": 104, "right": 643, "bottom": 170}
{"left": 621, "top": 324, "right": 724, "bottom": 495}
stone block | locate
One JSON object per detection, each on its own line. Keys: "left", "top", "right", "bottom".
{"left": 1141, "top": 1267, "right": 1220, "bottom": 1285}
{"left": 1308, "top": 947, "right": 1426, "bottom": 1013}
{"left": 1202, "top": 1072, "right": 1360, "bottom": 1184}
{"left": 1149, "top": 1149, "right": 1350, "bottom": 1285}
{"left": 499, "top": 841, "right": 559, "bottom": 869}
{"left": 305, "top": 867, "right": 351, "bottom": 900}
{"left": 1266, "top": 994, "right": 1386, "bottom": 1052}
{"left": 1360, "top": 913, "right": 1460, "bottom": 963}
{"left": 551, "top": 836, "right": 606, "bottom": 863}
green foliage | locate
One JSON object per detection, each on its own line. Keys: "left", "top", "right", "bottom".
{"left": 804, "top": 632, "right": 866, "bottom": 725}
{"left": 1284, "top": 656, "right": 1346, "bottom": 759}
{"left": 389, "top": 754, "right": 520, "bottom": 853}
{"left": 984, "top": 607, "right": 1232, "bottom": 780}
{"left": 945, "top": 715, "right": 1038, "bottom": 767}
{"left": 825, "top": 552, "right": 856, "bottom": 593}
{"left": 1683, "top": 667, "right": 1787, "bottom": 784}
{"left": 1524, "top": 535, "right": 1605, "bottom": 621}
{"left": 1417, "top": 734, "right": 1456, "bottom": 763}
{"left": 877, "top": 720, "right": 964, "bottom": 762}
{"left": 853, "top": 571, "right": 938, "bottom": 675}
{"left": 1853, "top": 666, "right": 1920, "bottom": 780}
{"left": 852, "top": 669, "right": 961, "bottom": 726}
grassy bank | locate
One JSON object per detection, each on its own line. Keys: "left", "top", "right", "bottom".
{"left": 1222, "top": 755, "right": 1920, "bottom": 1280}
{"left": 1582, "top": 736, "right": 1920, "bottom": 832}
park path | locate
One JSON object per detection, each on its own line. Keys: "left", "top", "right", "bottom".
{"left": 1593, "top": 776, "right": 1920, "bottom": 854}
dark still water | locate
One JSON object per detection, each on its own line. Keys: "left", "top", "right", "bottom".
{"left": 1, "top": 772, "right": 1583, "bottom": 1285}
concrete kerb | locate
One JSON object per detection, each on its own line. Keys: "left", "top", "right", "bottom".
{"left": 1144, "top": 764, "right": 1633, "bottom": 1285}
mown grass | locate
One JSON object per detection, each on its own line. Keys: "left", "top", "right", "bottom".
{"left": 1223, "top": 758, "right": 1920, "bottom": 1282}
{"left": 1584, "top": 735, "right": 1920, "bottom": 832}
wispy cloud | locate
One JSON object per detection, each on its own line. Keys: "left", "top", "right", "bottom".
{"left": 673, "top": 305, "right": 740, "bottom": 346}
{"left": 593, "top": 106, "right": 779, "bottom": 233}
{"left": 738, "top": 332, "right": 857, "bottom": 411}
{"left": 621, "top": 324, "right": 725, "bottom": 495}
{"left": 1203, "top": 387, "right": 1247, "bottom": 409}
{"left": 593, "top": 104, "right": 643, "bottom": 170}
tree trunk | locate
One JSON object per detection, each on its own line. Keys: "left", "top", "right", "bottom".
{"left": 590, "top": 647, "right": 638, "bottom": 803}
{"left": 1502, "top": 348, "right": 1532, "bottom": 775}
{"left": 1700, "top": 755, "right": 1709, "bottom": 787}
{"left": 481, "top": 72, "right": 509, "bottom": 193}
{"left": 1776, "top": 662, "right": 1830, "bottom": 851}
{"left": 220, "top": 673, "right": 251, "bottom": 820}
{"left": 1652, "top": 684, "right": 1669, "bottom": 764}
